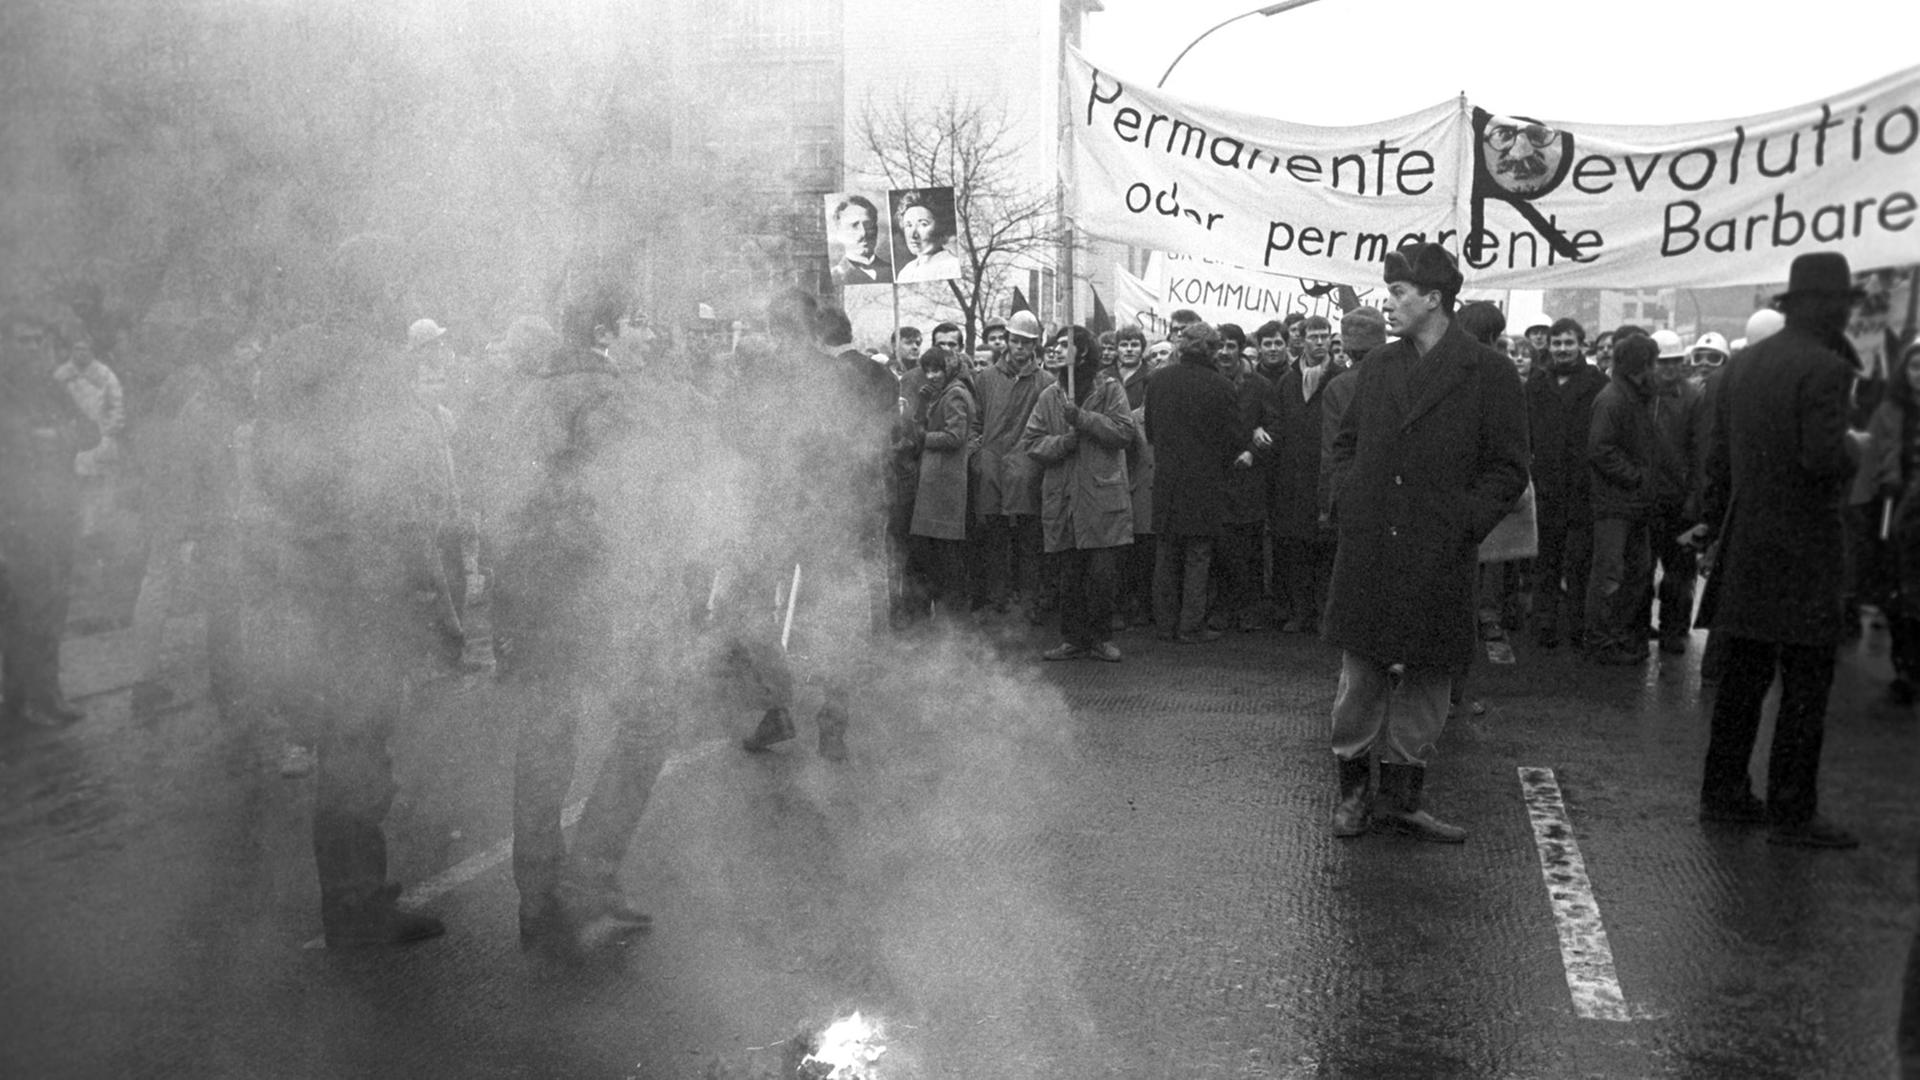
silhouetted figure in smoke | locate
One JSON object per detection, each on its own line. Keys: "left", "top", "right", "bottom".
{"left": 251, "top": 233, "right": 458, "bottom": 947}
{"left": 736, "top": 289, "right": 894, "bottom": 761}
{"left": 490, "top": 288, "right": 662, "bottom": 957}
{"left": 1, "top": 313, "right": 88, "bottom": 731}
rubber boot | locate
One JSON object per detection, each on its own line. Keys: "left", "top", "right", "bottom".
{"left": 1372, "top": 762, "right": 1467, "bottom": 843}
{"left": 1331, "top": 754, "right": 1372, "bottom": 838}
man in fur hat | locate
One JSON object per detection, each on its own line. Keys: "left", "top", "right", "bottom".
{"left": 1321, "top": 244, "right": 1529, "bottom": 842}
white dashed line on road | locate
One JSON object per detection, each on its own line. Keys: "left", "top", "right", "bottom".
{"left": 1518, "top": 765, "right": 1633, "bottom": 1022}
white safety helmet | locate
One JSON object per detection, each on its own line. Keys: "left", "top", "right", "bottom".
{"left": 1744, "top": 308, "right": 1786, "bottom": 347}
{"left": 1005, "top": 310, "right": 1042, "bottom": 341}
{"left": 1651, "top": 329, "right": 1688, "bottom": 360}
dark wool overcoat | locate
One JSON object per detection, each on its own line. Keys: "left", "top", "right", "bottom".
{"left": 1323, "top": 322, "right": 1530, "bottom": 669}
{"left": 1524, "top": 364, "right": 1608, "bottom": 514}
{"left": 1144, "top": 357, "right": 1244, "bottom": 538}
{"left": 1701, "top": 324, "right": 1856, "bottom": 646}
{"left": 1270, "top": 361, "right": 1343, "bottom": 540}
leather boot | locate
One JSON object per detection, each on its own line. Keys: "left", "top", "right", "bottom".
{"left": 741, "top": 707, "right": 795, "bottom": 752}
{"left": 1331, "top": 754, "right": 1372, "bottom": 838}
{"left": 1372, "top": 762, "right": 1467, "bottom": 843}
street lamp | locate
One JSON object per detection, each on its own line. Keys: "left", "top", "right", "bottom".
{"left": 1157, "top": 0, "right": 1327, "bottom": 89}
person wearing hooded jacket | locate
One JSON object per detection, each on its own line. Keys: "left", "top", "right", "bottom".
{"left": 1584, "top": 334, "right": 1663, "bottom": 665}
{"left": 1020, "top": 326, "right": 1135, "bottom": 662}
{"left": 907, "top": 345, "right": 975, "bottom": 617}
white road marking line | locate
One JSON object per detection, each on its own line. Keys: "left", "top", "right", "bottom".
{"left": 1518, "top": 766, "right": 1633, "bottom": 1022}
{"left": 303, "top": 739, "right": 726, "bottom": 949}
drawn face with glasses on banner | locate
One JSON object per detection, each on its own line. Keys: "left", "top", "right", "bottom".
{"left": 1481, "top": 115, "right": 1568, "bottom": 198}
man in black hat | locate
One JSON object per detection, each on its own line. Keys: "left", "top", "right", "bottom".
{"left": 1695, "top": 251, "right": 1866, "bottom": 850}
{"left": 1322, "top": 244, "right": 1528, "bottom": 842}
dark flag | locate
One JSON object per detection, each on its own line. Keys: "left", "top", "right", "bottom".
{"left": 1010, "top": 286, "right": 1032, "bottom": 315}
{"left": 1089, "top": 289, "right": 1113, "bottom": 334}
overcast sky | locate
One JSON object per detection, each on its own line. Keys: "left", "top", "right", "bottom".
{"left": 1084, "top": 0, "right": 1914, "bottom": 126}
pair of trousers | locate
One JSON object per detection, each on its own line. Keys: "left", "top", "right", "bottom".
{"left": 1700, "top": 636, "right": 1836, "bottom": 826}
{"left": 1585, "top": 517, "right": 1651, "bottom": 654}
{"left": 1277, "top": 534, "right": 1335, "bottom": 629}
{"left": 512, "top": 676, "right": 672, "bottom": 902}
{"left": 1646, "top": 510, "right": 1699, "bottom": 641}
{"left": 1, "top": 507, "right": 77, "bottom": 712}
{"left": 1532, "top": 495, "right": 1593, "bottom": 640}
{"left": 292, "top": 536, "right": 419, "bottom": 915}
{"left": 1212, "top": 522, "right": 1265, "bottom": 624}
{"left": 1153, "top": 534, "right": 1214, "bottom": 636}
{"left": 1330, "top": 650, "right": 1452, "bottom": 766}
{"left": 1119, "top": 532, "right": 1155, "bottom": 619}
{"left": 1057, "top": 546, "right": 1120, "bottom": 649}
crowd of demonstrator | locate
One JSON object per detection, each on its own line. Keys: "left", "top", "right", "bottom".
{"left": 0, "top": 240, "right": 1905, "bottom": 957}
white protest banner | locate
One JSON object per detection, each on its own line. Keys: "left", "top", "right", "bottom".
{"left": 1112, "top": 263, "right": 1166, "bottom": 339}
{"left": 1463, "top": 65, "right": 1920, "bottom": 287}
{"left": 1067, "top": 47, "right": 1468, "bottom": 286}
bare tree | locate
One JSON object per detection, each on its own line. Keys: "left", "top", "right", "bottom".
{"left": 856, "top": 92, "right": 1067, "bottom": 345}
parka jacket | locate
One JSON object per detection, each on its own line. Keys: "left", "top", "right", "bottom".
{"left": 1587, "top": 370, "right": 1660, "bottom": 521}
{"left": 911, "top": 377, "right": 976, "bottom": 541}
{"left": 970, "top": 358, "right": 1043, "bottom": 519}
{"left": 1018, "top": 372, "right": 1134, "bottom": 554}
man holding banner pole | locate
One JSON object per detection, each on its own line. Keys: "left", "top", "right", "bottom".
{"left": 1322, "top": 244, "right": 1529, "bottom": 842}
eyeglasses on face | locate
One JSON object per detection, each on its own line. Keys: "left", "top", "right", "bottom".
{"left": 1487, "top": 124, "right": 1556, "bottom": 151}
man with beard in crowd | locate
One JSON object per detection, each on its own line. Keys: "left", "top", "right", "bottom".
{"left": 969, "top": 311, "right": 1046, "bottom": 617}
{"left": 1272, "top": 315, "right": 1343, "bottom": 635}
{"left": 1528, "top": 317, "right": 1609, "bottom": 649}
{"left": 1322, "top": 244, "right": 1528, "bottom": 843}
{"left": 1023, "top": 326, "right": 1135, "bottom": 662}
{"left": 252, "top": 233, "right": 458, "bottom": 947}
{"left": 1696, "top": 252, "right": 1865, "bottom": 850}
{"left": 1, "top": 314, "right": 88, "bottom": 731}
{"left": 1145, "top": 321, "right": 1244, "bottom": 643}
{"left": 1585, "top": 334, "right": 1662, "bottom": 666}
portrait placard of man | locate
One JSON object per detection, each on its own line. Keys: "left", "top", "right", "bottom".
{"left": 825, "top": 192, "right": 893, "bottom": 287}
{"left": 1468, "top": 107, "right": 1586, "bottom": 263}
{"left": 889, "top": 186, "right": 963, "bottom": 284}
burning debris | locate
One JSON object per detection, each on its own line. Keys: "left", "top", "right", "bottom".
{"left": 797, "top": 1012, "right": 887, "bottom": 1080}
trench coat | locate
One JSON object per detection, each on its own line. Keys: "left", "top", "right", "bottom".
{"left": 911, "top": 378, "right": 975, "bottom": 541}
{"left": 1323, "top": 322, "right": 1530, "bottom": 669}
{"left": 970, "top": 359, "right": 1043, "bottom": 519}
{"left": 1701, "top": 324, "right": 1857, "bottom": 646}
{"left": 1018, "top": 374, "right": 1134, "bottom": 554}
{"left": 1144, "top": 357, "right": 1243, "bottom": 538}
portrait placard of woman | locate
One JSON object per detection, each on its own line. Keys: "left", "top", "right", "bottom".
{"left": 889, "top": 186, "right": 963, "bottom": 284}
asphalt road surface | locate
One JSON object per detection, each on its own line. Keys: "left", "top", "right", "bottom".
{"left": 2, "top": 605, "right": 1914, "bottom": 1079}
